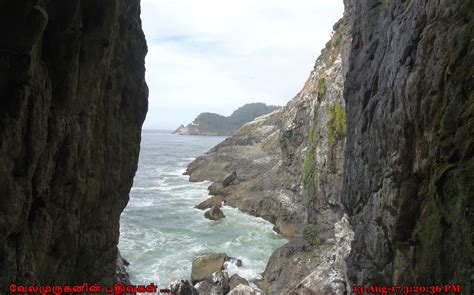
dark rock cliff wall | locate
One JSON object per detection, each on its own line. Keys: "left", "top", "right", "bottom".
{"left": 343, "top": 0, "right": 473, "bottom": 289}
{"left": 0, "top": 0, "right": 147, "bottom": 288}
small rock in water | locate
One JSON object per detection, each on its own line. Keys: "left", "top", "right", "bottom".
{"left": 204, "top": 205, "right": 225, "bottom": 220}
{"left": 236, "top": 259, "right": 243, "bottom": 267}
{"left": 169, "top": 279, "right": 198, "bottom": 295}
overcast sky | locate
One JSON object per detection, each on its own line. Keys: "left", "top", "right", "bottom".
{"left": 141, "top": 0, "right": 344, "bottom": 130}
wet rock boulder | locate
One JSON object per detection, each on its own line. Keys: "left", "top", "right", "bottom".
{"left": 208, "top": 182, "right": 225, "bottom": 196}
{"left": 204, "top": 205, "right": 226, "bottom": 220}
{"left": 229, "top": 274, "right": 249, "bottom": 290}
{"left": 195, "top": 195, "right": 223, "bottom": 210}
{"left": 191, "top": 253, "right": 227, "bottom": 283}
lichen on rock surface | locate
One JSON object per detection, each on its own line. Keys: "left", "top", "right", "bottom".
{"left": 0, "top": 0, "right": 148, "bottom": 288}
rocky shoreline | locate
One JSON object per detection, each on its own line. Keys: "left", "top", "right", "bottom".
{"left": 170, "top": 253, "right": 261, "bottom": 294}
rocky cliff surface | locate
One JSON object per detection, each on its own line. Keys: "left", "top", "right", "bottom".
{"left": 0, "top": 0, "right": 147, "bottom": 288}
{"left": 343, "top": 0, "right": 473, "bottom": 290}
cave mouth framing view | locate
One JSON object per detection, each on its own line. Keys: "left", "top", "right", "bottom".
{"left": 0, "top": 0, "right": 472, "bottom": 294}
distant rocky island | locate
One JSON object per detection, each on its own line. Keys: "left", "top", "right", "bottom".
{"left": 173, "top": 103, "right": 280, "bottom": 136}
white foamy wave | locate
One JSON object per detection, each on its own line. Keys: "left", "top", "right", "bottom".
{"left": 131, "top": 186, "right": 163, "bottom": 192}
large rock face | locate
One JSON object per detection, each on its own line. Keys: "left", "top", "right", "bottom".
{"left": 0, "top": 0, "right": 147, "bottom": 288}
{"left": 343, "top": 0, "right": 473, "bottom": 289}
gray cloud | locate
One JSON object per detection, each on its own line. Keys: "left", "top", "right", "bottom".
{"left": 141, "top": 0, "right": 344, "bottom": 129}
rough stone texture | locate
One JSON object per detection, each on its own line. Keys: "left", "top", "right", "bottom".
{"left": 0, "top": 0, "right": 147, "bottom": 289}
{"left": 194, "top": 271, "right": 229, "bottom": 295}
{"left": 204, "top": 205, "right": 226, "bottom": 221}
{"left": 228, "top": 284, "right": 260, "bottom": 295}
{"left": 115, "top": 250, "right": 131, "bottom": 284}
{"left": 211, "top": 270, "right": 230, "bottom": 294}
{"left": 287, "top": 215, "right": 354, "bottom": 295}
{"left": 343, "top": 0, "right": 473, "bottom": 290}
{"left": 256, "top": 238, "right": 309, "bottom": 294}
{"left": 193, "top": 279, "right": 216, "bottom": 295}
{"left": 169, "top": 279, "right": 198, "bottom": 295}
{"left": 229, "top": 274, "right": 249, "bottom": 290}
{"left": 191, "top": 253, "right": 227, "bottom": 283}
{"left": 195, "top": 195, "right": 223, "bottom": 210}
{"left": 257, "top": 216, "right": 353, "bottom": 294}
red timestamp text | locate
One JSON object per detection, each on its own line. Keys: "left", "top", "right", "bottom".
{"left": 352, "top": 283, "right": 461, "bottom": 295}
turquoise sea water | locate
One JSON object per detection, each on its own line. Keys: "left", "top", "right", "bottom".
{"left": 118, "top": 130, "right": 287, "bottom": 288}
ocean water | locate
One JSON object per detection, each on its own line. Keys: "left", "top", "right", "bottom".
{"left": 118, "top": 130, "right": 287, "bottom": 288}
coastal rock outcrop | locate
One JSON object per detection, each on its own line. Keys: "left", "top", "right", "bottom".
{"left": 195, "top": 195, "right": 223, "bottom": 210}
{"left": 191, "top": 252, "right": 227, "bottom": 283}
{"left": 204, "top": 205, "right": 226, "bottom": 220}
{"left": 0, "top": 0, "right": 147, "bottom": 288}
{"left": 342, "top": 0, "right": 473, "bottom": 289}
